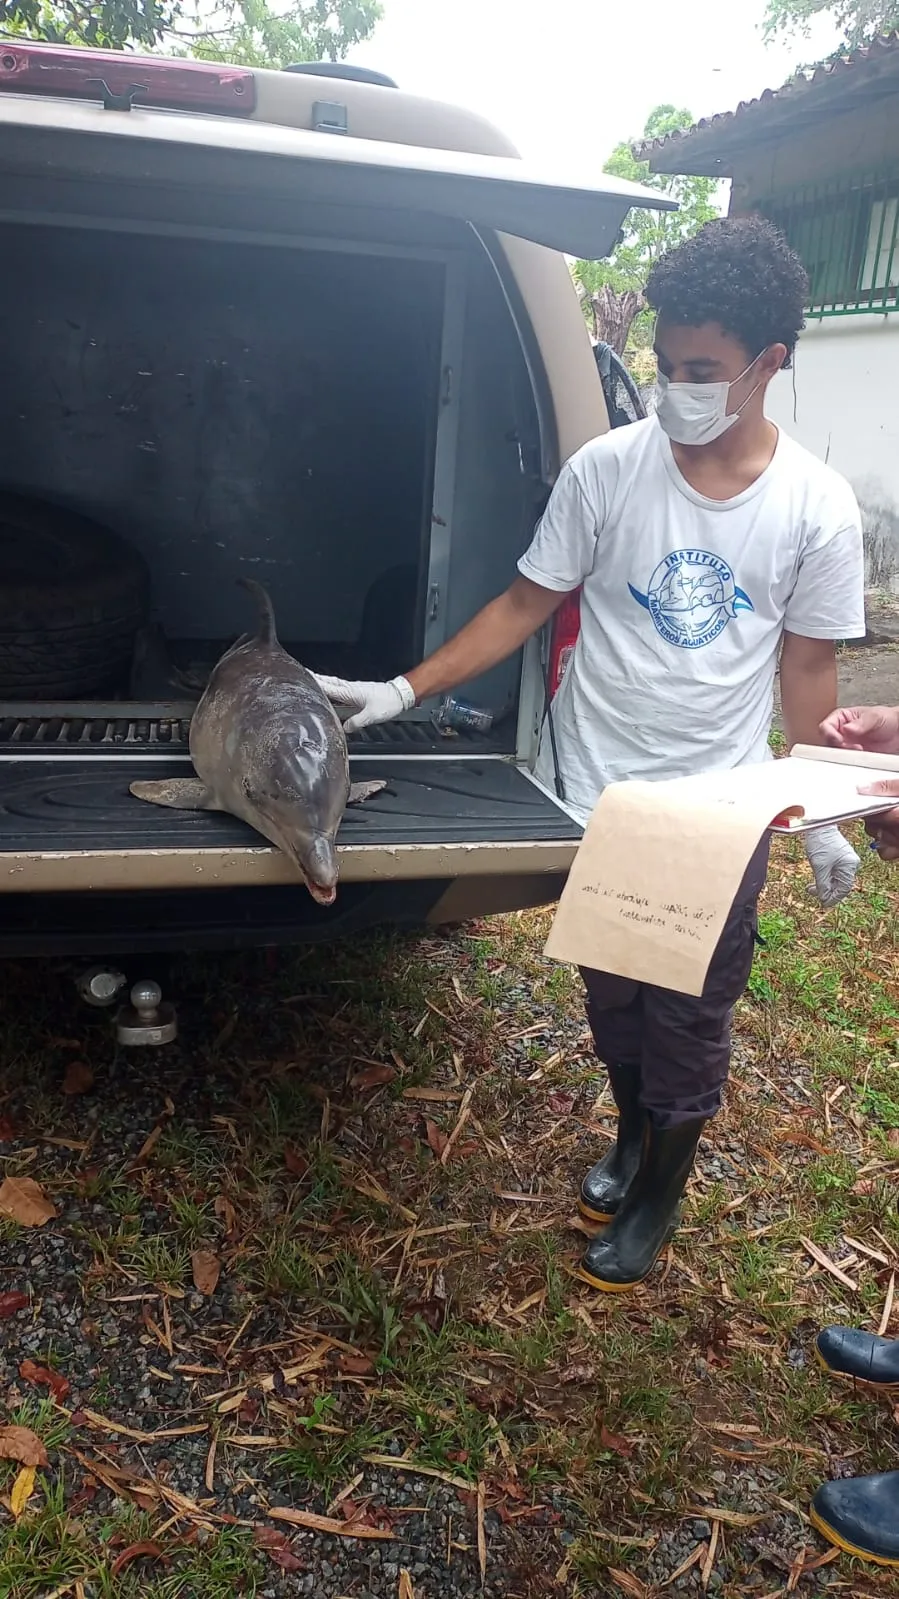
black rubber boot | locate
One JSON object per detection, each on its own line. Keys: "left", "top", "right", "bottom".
{"left": 810, "top": 1471, "right": 899, "bottom": 1567}
{"left": 816, "top": 1327, "right": 899, "bottom": 1388}
{"left": 578, "top": 1117, "right": 705, "bottom": 1291}
{"left": 579, "top": 1064, "right": 645, "bottom": 1223}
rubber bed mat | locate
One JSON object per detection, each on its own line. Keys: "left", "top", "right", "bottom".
{"left": 0, "top": 758, "right": 581, "bottom": 852}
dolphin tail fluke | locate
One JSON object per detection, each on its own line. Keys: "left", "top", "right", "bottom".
{"left": 238, "top": 577, "right": 278, "bottom": 647}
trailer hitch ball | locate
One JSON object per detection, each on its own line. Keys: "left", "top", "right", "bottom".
{"left": 115, "top": 979, "right": 178, "bottom": 1047}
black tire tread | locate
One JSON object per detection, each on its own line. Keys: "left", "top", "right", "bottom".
{"left": 0, "top": 493, "right": 149, "bottom": 697}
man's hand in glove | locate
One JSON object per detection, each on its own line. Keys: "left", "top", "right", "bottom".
{"left": 312, "top": 674, "right": 415, "bottom": 734}
{"left": 804, "top": 824, "right": 860, "bottom": 907}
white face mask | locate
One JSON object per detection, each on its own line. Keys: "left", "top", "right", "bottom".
{"left": 655, "top": 356, "right": 765, "bottom": 447}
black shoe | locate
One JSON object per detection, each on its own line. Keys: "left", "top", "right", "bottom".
{"left": 816, "top": 1327, "right": 899, "bottom": 1389}
{"left": 579, "top": 1063, "right": 645, "bottom": 1223}
{"left": 578, "top": 1117, "right": 705, "bottom": 1292}
{"left": 811, "top": 1471, "right": 899, "bottom": 1567}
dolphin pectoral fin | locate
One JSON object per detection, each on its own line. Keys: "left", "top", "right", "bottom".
{"left": 347, "top": 779, "right": 388, "bottom": 807}
{"left": 130, "top": 779, "right": 218, "bottom": 811}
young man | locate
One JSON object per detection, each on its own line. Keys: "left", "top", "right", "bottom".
{"left": 316, "top": 217, "right": 865, "bottom": 1291}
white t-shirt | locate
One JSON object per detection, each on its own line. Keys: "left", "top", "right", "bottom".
{"left": 518, "top": 417, "right": 865, "bottom": 824}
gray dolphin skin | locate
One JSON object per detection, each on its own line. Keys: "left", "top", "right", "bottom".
{"left": 130, "top": 579, "right": 385, "bottom": 904}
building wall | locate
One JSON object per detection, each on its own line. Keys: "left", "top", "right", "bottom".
{"left": 767, "top": 312, "right": 899, "bottom": 587}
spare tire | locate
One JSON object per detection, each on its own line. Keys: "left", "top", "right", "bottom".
{"left": 0, "top": 494, "right": 150, "bottom": 698}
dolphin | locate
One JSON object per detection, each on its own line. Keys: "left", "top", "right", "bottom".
{"left": 130, "top": 579, "right": 385, "bottom": 904}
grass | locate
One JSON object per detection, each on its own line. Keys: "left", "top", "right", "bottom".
{"left": 0, "top": 832, "right": 898, "bottom": 1595}
{"left": 0, "top": 1489, "right": 262, "bottom": 1598}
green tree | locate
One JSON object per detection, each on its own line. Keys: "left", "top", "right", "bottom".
{"left": 0, "top": 0, "right": 382, "bottom": 66}
{"left": 0, "top": 0, "right": 175, "bottom": 48}
{"left": 762, "top": 0, "right": 899, "bottom": 49}
{"left": 573, "top": 105, "right": 720, "bottom": 360}
{"left": 181, "top": 0, "right": 383, "bottom": 72}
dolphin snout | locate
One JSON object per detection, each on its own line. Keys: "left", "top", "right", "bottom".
{"left": 296, "top": 833, "right": 339, "bottom": 905}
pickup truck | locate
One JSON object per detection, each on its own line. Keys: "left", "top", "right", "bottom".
{"left": 0, "top": 42, "right": 668, "bottom": 955}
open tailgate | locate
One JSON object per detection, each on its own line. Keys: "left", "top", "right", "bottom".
{"left": 0, "top": 753, "right": 581, "bottom": 894}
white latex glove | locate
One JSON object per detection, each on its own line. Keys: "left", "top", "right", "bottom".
{"left": 312, "top": 673, "right": 415, "bottom": 733}
{"left": 804, "top": 824, "right": 860, "bottom": 907}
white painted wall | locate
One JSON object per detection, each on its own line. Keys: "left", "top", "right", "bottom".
{"left": 767, "top": 313, "right": 899, "bottom": 587}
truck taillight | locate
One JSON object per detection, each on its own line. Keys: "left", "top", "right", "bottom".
{"left": 548, "top": 588, "right": 581, "bottom": 697}
{"left": 0, "top": 43, "right": 256, "bottom": 116}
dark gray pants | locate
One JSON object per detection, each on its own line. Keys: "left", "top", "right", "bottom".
{"left": 581, "top": 836, "right": 770, "bottom": 1129}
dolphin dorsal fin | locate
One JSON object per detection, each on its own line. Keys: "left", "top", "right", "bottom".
{"left": 237, "top": 577, "right": 278, "bottom": 647}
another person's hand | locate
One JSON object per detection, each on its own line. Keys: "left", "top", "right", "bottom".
{"left": 820, "top": 705, "right": 899, "bottom": 754}
{"left": 804, "top": 825, "right": 860, "bottom": 906}
{"left": 312, "top": 673, "right": 415, "bottom": 734}
{"left": 859, "top": 777, "right": 899, "bottom": 860}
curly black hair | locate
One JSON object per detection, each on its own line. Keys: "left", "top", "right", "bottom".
{"left": 645, "top": 215, "right": 808, "bottom": 370}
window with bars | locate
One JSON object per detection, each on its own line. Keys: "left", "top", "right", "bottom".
{"left": 762, "top": 171, "right": 899, "bottom": 316}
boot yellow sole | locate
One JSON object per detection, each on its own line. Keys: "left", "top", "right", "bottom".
{"left": 577, "top": 1197, "right": 614, "bottom": 1224}
{"left": 809, "top": 1505, "right": 899, "bottom": 1568}
{"left": 574, "top": 1261, "right": 649, "bottom": 1293}
{"left": 814, "top": 1343, "right": 899, "bottom": 1393}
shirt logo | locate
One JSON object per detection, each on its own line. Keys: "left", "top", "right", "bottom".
{"left": 628, "top": 548, "right": 754, "bottom": 650}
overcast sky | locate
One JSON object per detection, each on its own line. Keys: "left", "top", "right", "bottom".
{"left": 350, "top": 0, "right": 839, "bottom": 171}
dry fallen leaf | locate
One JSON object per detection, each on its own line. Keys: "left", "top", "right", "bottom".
{"left": 284, "top": 1145, "right": 310, "bottom": 1179}
{"left": 351, "top": 1063, "right": 397, "bottom": 1089}
{"left": 110, "top": 1541, "right": 169, "bottom": 1579}
{"left": 254, "top": 1528, "right": 286, "bottom": 1549}
{"left": 254, "top": 1527, "right": 304, "bottom": 1571}
{"left": 407, "top": 1295, "right": 448, "bottom": 1334}
{"left": 214, "top": 1194, "right": 238, "bottom": 1239}
{"left": 80, "top": 1408, "right": 207, "bottom": 1443}
{"left": 665, "top": 1545, "right": 705, "bottom": 1584}
{"left": 399, "top": 1572, "right": 415, "bottom": 1599}
{"left": 424, "top": 1118, "right": 449, "bottom": 1159}
{"left": 338, "top": 1353, "right": 376, "bottom": 1376}
{"left": 701, "top": 1519, "right": 720, "bottom": 1588}
{"left": 0, "top": 1176, "right": 56, "bottom": 1228}
{"left": 19, "top": 1359, "right": 70, "bottom": 1403}
{"left": 559, "top": 1362, "right": 598, "bottom": 1385}
{"left": 268, "top": 1542, "right": 305, "bottom": 1573}
{"left": 799, "top": 1235, "right": 858, "bottom": 1291}
{"left": 128, "top": 1124, "right": 163, "bottom": 1170}
{"left": 0, "top": 1426, "right": 49, "bottom": 1468}
{"left": 10, "top": 1465, "right": 36, "bottom": 1519}
{"left": 191, "top": 1249, "right": 221, "bottom": 1297}
{"left": 402, "top": 1087, "right": 463, "bottom": 1103}
{"left": 270, "top": 1506, "right": 393, "bottom": 1540}
{"left": 0, "top": 1291, "right": 28, "bottom": 1319}
{"left": 598, "top": 1422, "right": 635, "bottom": 1458}
{"left": 62, "top": 1060, "right": 94, "bottom": 1096}
{"left": 799, "top": 1547, "right": 840, "bottom": 1574}
{"left": 608, "top": 1570, "right": 648, "bottom": 1599}
{"left": 687, "top": 1506, "right": 766, "bottom": 1529}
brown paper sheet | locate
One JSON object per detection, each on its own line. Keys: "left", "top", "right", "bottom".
{"left": 544, "top": 746, "right": 899, "bottom": 998}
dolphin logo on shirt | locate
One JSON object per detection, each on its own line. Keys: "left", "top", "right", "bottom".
{"left": 628, "top": 549, "right": 754, "bottom": 650}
